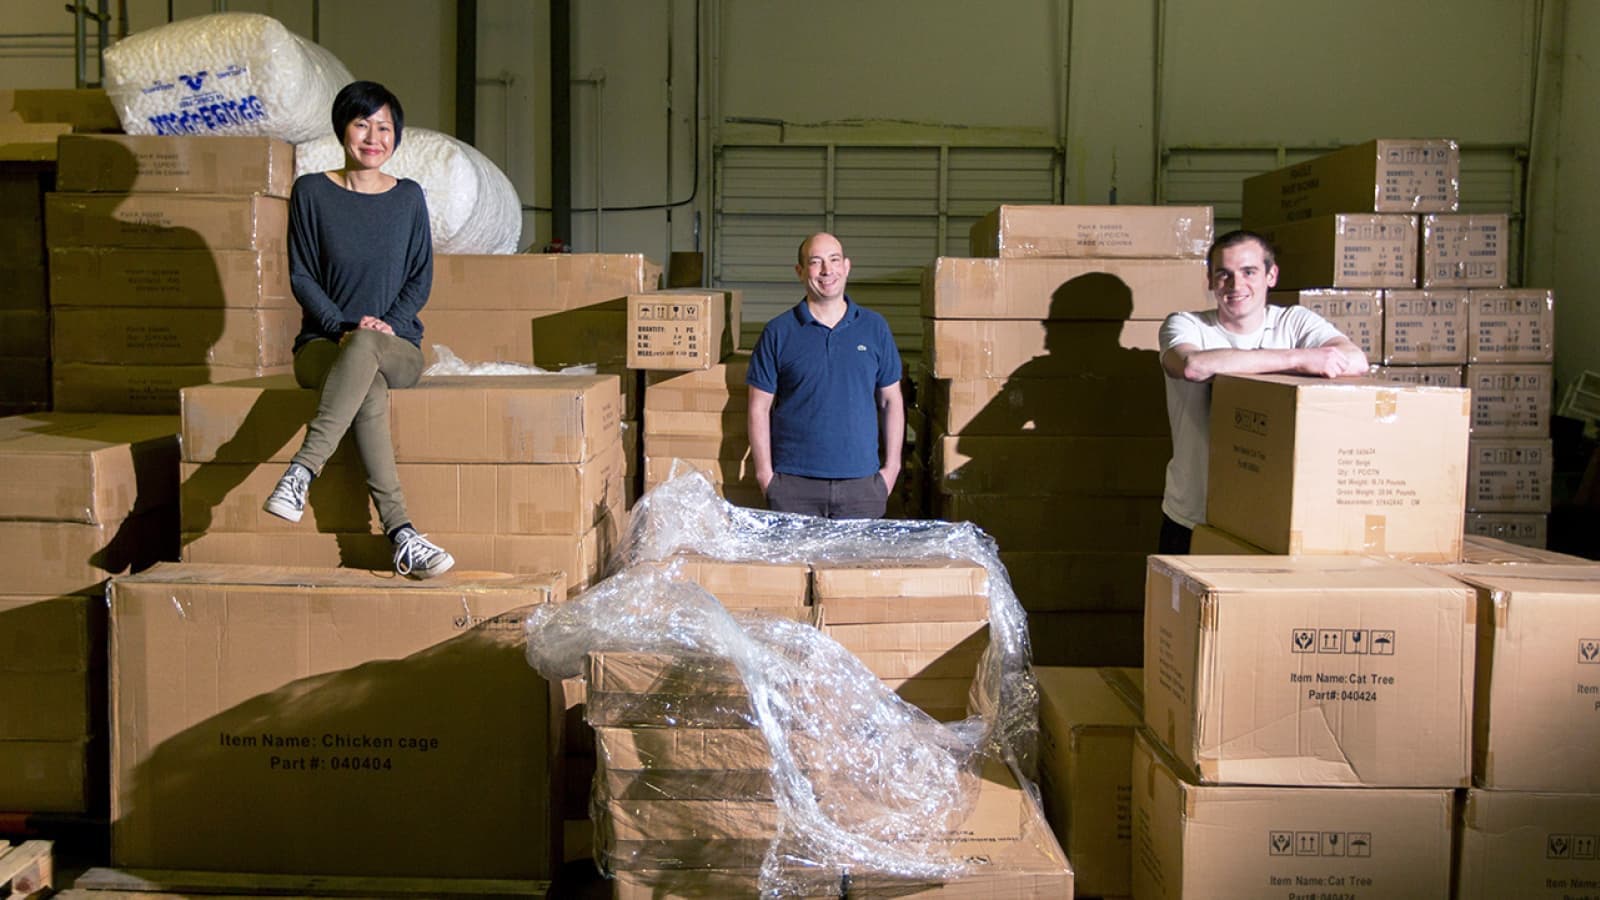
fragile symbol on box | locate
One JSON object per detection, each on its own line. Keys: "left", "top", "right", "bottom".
{"left": 1292, "top": 629, "right": 1316, "bottom": 652}
{"left": 1580, "top": 639, "right": 1600, "bottom": 664}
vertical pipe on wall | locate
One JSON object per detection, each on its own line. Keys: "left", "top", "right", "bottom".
{"left": 1055, "top": 0, "right": 1071, "bottom": 203}
{"left": 1522, "top": 0, "right": 1557, "bottom": 285}
{"left": 72, "top": 1, "right": 85, "bottom": 88}
{"left": 665, "top": 0, "right": 676, "bottom": 270}
{"left": 1152, "top": 0, "right": 1167, "bottom": 203}
{"left": 552, "top": 0, "right": 572, "bottom": 246}
{"left": 455, "top": 0, "right": 477, "bottom": 145}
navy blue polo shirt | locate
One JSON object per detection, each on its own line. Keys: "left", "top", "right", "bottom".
{"left": 747, "top": 297, "right": 901, "bottom": 479}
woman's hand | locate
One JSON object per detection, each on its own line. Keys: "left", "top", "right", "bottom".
{"left": 357, "top": 315, "right": 394, "bottom": 335}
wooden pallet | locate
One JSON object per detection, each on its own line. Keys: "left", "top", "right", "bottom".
{"left": 54, "top": 867, "right": 549, "bottom": 900}
{"left": 0, "top": 840, "right": 52, "bottom": 899}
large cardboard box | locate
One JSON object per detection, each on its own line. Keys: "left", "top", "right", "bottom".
{"left": 1241, "top": 138, "right": 1460, "bottom": 228}
{"left": 1467, "top": 438, "right": 1553, "bottom": 513}
{"left": 53, "top": 307, "right": 297, "bottom": 368}
{"left": 49, "top": 247, "right": 292, "bottom": 308}
{"left": 427, "top": 252, "right": 659, "bottom": 311}
{"left": 1206, "top": 373, "right": 1470, "bottom": 560}
{"left": 1367, "top": 364, "right": 1462, "bottom": 387}
{"left": 923, "top": 256, "right": 1208, "bottom": 320}
{"left": 1001, "top": 551, "right": 1149, "bottom": 613}
{"left": 933, "top": 434, "right": 1168, "bottom": 496}
{"left": 928, "top": 371, "right": 1167, "bottom": 436}
{"left": 1464, "top": 511, "right": 1548, "bottom": 548}
{"left": 1457, "top": 789, "right": 1600, "bottom": 900}
{"left": 935, "top": 494, "right": 1163, "bottom": 554}
{"left": 1466, "top": 363, "right": 1552, "bottom": 437}
{"left": 1269, "top": 288, "right": 1383, "bottom": 358}
{"left": 1131, "top": 730, "right": 1455, "bottom": 900}
{"left": 1144, "top": 554, "right": 1475, "bottom": 787}
{"left": 1027, "top": 610, "right": 1143, "bottom": 666}
{"left": 970, "top": 204, "right": 1212, "bottom": 259}
{"left": 45, "top": 193, "right": 289, "bottom": 251}
{"left": 181, "top": 374, "right": 621, "bottom": 465}
{"left": 0, "top": 88, "right": 120, "bottom": 131}
{"left": 660, "top": 554, "right": 809, "bottom": 609}
{"left": 1035, "top": 666, "right": 1140, "bottom": 899}
{"left": 0, "top": 357, "right": 51, "bottom": 414}
{"left": 55, "top": 135, "right": 295, "bottom": 197}
{"left": 8, "top": 506, "right": 178, "bottom": 595}
{"left": 110, "top": 563, "right": 565, "bottom": 878}
{"left": 643, "top": 356, "right": 750, "bottom": 411}
{"left": 626, "top": 289, "right": 734, "bottom": 370}
{"left": 1381, "top": 288, "right": 1468, "bottom": 364}
{"left": 0, "top": 738, "right": 100, "bottom": 812}
{"left": 812, "top": 557, "right": 988, "bottom": 624}
{"left": 1459, "top": 533, "right": 1588, "bottom": 565}
{"left": 924, "top": 318, "right": 1160, "bottom": 379}
{"left": 54, "top": 362, "right": 291, "bottom": 415}
{"left": 0, "top": 308, "right": 49, "bottom": 357}
{"left": 0, "top": 412, "right": 179, "bottom": 523}
{"left": 1468, "top": 288, "right": 1555, "bottom": 363}
{"left": 1421, "top": 213, "right": 1509, "bottom": 288}
{"left": 1442, "top": 564, "right": 1600, "bottom": 791}
{"left": 1258, "top": 213, "right": 1419, "bottom": 290}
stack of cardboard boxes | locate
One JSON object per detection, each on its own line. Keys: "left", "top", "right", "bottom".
{"left": 1, "top": 413, "right": 178, "bottom": 816}
{"left": 920, "top": 204, "right": 1213, "bottom": 664}
{"left": 46, "top": 134, "right": 298, "bottom": 413}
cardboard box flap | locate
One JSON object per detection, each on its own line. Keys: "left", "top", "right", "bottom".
{"left": 1152, "top": 553, "right": 1472, "bottom": 594}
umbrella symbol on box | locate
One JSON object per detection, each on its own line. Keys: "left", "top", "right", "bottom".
{"left": 1348, "top": 834, "right": 1371, "bottom": 857}
{"left": 1372, "top": 631, "right": 1395, "bottom": 655}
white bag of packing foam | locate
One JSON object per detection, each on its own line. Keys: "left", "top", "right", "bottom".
{"left": 296, "top": 127, "right": 522, "bottom": 254}
{"left": 103, "top": 12, "right": 352, "bottom": 143}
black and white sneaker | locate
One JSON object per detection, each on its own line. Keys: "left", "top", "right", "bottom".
{"left": 393, "top": 527, "right": 455, "bottom": 579}
{"left": 262, "top": 463, "right": 312, "bottom": 522}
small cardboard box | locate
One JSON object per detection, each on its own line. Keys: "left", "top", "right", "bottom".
{"left": 1144, "top": 554, "right": 1475, "bottom": 786}
{"left": 1131, "top": 730, "right": 1455, "bottom": 900}
{"left": 933, "top": 434, "right": 1169, "bottom": 496}
{"left": 924, "top": 318, "right": 1161, "bottom": 379}
{"left": 55, "top": 362, "right": 291, "bottom": 416}
{"left": 1468, "top": 288, "right": 1555, "bottom": 363}
{"left": 1421, "top": 213, "right": 1509, "bottom": 288}
{"left": 1206, "top": 373, "right": 1470, "bottom": 560}
{"left": 662, "top": 554, "right": 810, "bottom": 609}
{"left": 923, "top": 256, "right": 1209, "bottom": 320}
{"left": 1367, "top": 364, "right": 1463, "bottom": 387}
{"left": 970, "top": 204, "right": 1212, "bottom": 259}
{"left": 0, "top": 413, "right": 178, "bottom": 523}
{"left": 627, "top": 289, "right": 732, "bottom": 371}
{"left": 45, "top": 193, "right": 289, "bottom": 252}
{"left": 50, "top": 247, "right": 293, "bottom": 309}
{"left": 1464, "top": 511, "right": 1547, "bottom": 548}
{"left": 110, "top": 563, "right": 565, "bottom": 878}
{"left": 55, "top": 135, "right": 295, "bottom": 197}
{"left": 1035, "top": 666, "right": 1141, "bottom": 899}
{"left": 1382, "top": 288, "right": 1468, "bottom": 364}
{"left": 929, "top": 371, "right": 1168, "bottom": 437}
{"left": 1467, "top": 438, "right": 1553, "bottom": 513}
{"left": 1258, "top": 213, "right": 1419, "bottom": 290}
{"left": 1269, "top": 289, "right": 1383, "bottom": 358}
{"left": 1465, "top": 363, "right": 1551, "bottom": 437}
{"left": 1457, "top": 789, "right": 1600, "bottom": 899}
{"left": 1241, "top": 139, "right": 1460, "bottom": 228}
{"left": 1442, "top": 564, "right": 1600, "bottom": 791}
{"left": 427, "top": 252, "right": 659, "bottom": 311}
{"left": 53, "top": 307, "right": 297, "bottom": 368}
{"left": 3, "top": 506, "right": 178, "bottom": 595}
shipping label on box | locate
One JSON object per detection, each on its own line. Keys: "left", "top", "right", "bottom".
{"left": 0, "top": 412, "right": 178, "bottom": 523}
{"left": 1144, "top": 554, "right": 1475, "bottom": 786}
{"left": 1467, "top": 438, "right": 1553, "bottom": 513}
{"left": 924, "top": 318, "right": 1161, "bottom": 379}
{"left": 626, "top": 289, "right": 730, "bottom": 371}
{"left": 1259, "top": 214, "right": 1419, "bottom": 290}
{"left": 1207, "top": 374, "right": 1470, "bottom": 560}
{"left": 428, "top": 253, "right": 658, "bottom": 311}
{"left": 1457, "top": 789, "right": 1600, "bottom": 899}
{"left": 55, "top": 134, "right": 295, "bottom": 197}
{"left": 1381, "top": 288, "right": 1467, "bottom": 364}
{"left": 1132, "top": 731, "right": 1456, "bottom": 900}
{"left": 1422, "top": 213, "right": 1509, "bottom": 288}
{"left": 969, "top": 204, "right": 1213, "bottom": 259}
{"left": 923, "top": 256, "right": 1210, "bottom": 320}
{"left": 1241, "top": 138, "right": 1460, "bottom": 229}
{"left": 1367, "top": 364, "right": 1462, "bottom": 387}
{"left": 50, "top": 247, "right": 292, "bottom": 309}
{"left": 1464, "top": 512, "right": 1548, "bottom": 548}
{"left": 45, "top": 193, "right": 288, "bottom": 251}
{"left": 53, "top": 307, "right": 297, "bottom": 368}
{"left": 1466, "top": 364, "right": 1551, "bottom": 437}
{"left": 1269, "top": 289, "right": 1383, "bottom": 358}
{"left": 1469, "top": 289, "right": 1555, "bottom": 363}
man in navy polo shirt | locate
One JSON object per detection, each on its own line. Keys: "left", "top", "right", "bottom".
{"left": 747, "top": 232, "right": 904, "bottom": 518}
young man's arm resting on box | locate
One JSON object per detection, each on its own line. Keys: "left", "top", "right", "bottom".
{"left": 1161, "top": 337, "right": 1367, "bottom": 383}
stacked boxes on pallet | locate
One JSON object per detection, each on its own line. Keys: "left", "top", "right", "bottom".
{"left": 1464, "top": 288, "right": 1556, "bottom": 544}
{"left": 0, "top": 413, "right": 178, "bottom": 814}
{"left": 921, "top": 204, "right": 1213, "bottom": 664}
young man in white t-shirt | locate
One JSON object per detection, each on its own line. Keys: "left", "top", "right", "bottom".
{"left": 1157, "top": 230, "right": 1368, "bottom": 553}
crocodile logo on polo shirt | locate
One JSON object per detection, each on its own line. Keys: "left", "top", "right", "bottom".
{"left": 857, "top": 344, "right": 867, "bottom": 351}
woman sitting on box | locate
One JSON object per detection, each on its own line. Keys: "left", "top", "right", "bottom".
{"left": 261, "top": 80, "right": 453, "bottom": 579}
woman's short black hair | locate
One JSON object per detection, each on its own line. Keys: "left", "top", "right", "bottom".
{"left": 331, "top": 80, "right": 405, "bottom": 148}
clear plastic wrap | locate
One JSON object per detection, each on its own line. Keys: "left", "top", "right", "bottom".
{"left": 421, "top": 345, "right": 595, "bottom": 377}
{"left": 295, "top": 126, "right": 522, "bottom": 254}
{"left": 523, "top": 469, "right": 1042, "bottom": 896}
{"left": 103, "top": 13, "right": 353, "bottom": 143}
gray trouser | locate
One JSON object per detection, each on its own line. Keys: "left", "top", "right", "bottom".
{"left": 290, "top": 330, "right": 423, "bottom": 533}
{"left": 764, "top": 472, "right": 887, "bottom": 519}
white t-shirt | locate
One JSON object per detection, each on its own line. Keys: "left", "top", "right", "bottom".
{"left": 1159, "top": 305, "right": 1347, "bottom": 529}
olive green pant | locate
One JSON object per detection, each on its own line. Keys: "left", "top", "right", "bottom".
{"left": 290, "top": 330, "right": 424, "bottom": 534}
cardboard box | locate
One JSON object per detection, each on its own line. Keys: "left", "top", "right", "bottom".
{"left": 1207, "top": 374, "right": 1470, "bottom": 560}
{"left": 924, "top": 318, "right": 1161, "bottom": 379}
{"left": 661, "top": 554, "right": 810, "bottom": 609}
{"left": 822, "top": 620, "right": 988, "bottom": 679}
{"left": 595, "top": 726, "right": 780, "bottom": 801}
{"left": 53, "top": 307, "right": 296, "bottom": 368}
{"left": 1442, "top": 564, "right": 1600, "bottom": 791}
{"left": 923, "top": 256, "right": 1209, "bottom": 320}
{"left": 1258, "top": 214, "right": 1419, "bottom": 290}
{"left": 970, "top": 204, "right": 1212, "bottom": 259}
{"left": 1457, "top": 789, "right": 1600, "bottom": 900}
{"left": 0, "top": 356, "right": 50, "bottom": 412}
{"left": 8, "top": 505, "right": 177, "bottom": 595}
{"left": 0, "top": 593, "right": 103, "bottom": 674}
{"left": 585, "top": 650, "right": 757, "bottom": 729}
{"left": 49, "top": 246, "right": 292, "bottom": 309}
{"left": 933, "top": 434, "right": 1169, "bottom": 496}
{"left": 812, "top": 558, "right": 988, "bottom": 624}
{"left": 1464, "top": 512, "right": 1548, "bottom": 548}
{"left": 928, "top": 371, "right": 1168, "bottom": 436}
{"left": 427, "top": 252, "right": 659, "bottom": 311}
{"left": 0, "top": 123, "right": 72, "bottom": 161}
{"left": 1188, "top": 523, "right": 1268, "bottom": 554}
{"left": 1035, "top": 666, "right": 1140, "bottom": 899}
{"left": 0, "top": 308, "right": 48, "bottom": 357}
{"left": 55, "top": 135, "right": 295, "bottom": 197}
{"left": 1381, "top": 288, "right": 1467, "bottom": 364}
{"left": 45, "top": 193, "right": 289, "bottom": 251}
{"left": 627, "top": 289, "right": 733, "bottom": 370}
{"left": 0, "top": 738, "right": 100, "bottom": 813}
{"left": 54, "top": 362, "right": 291, "bottom": 415}
{"left": 110, "top": 563, "right": 565, "bottom": 878}
{"left": 181, "top": 374, "right": 621, "bottom": 465}
{"left": 643, "top": 455, "right": 756, "bottom": 492}
{"left": 0, "top": 671, "right": 96, "bottom": 740}
{"left": 1467, "top": 438, "right": 1553, "bottom": 513}
{"left": 1269, "top": 289, "right": 1383, "bottom": 358}
{"left": 1144, "top": 554, "right": 1475, "bottom": 786}
{"left": 0, "top": 413, "right": 179, "bottom": 523}
{"left": 1466, "top": 363, "right": 1551, "bottom": 437}
{"left": 1459, "top": 533, "right": 1586, "bottom": 565}
{"left": 1000, "top": 551, "right": 1149, "bottom": 613}
{"left": 1027, "top": 610, "right": 1143, "bottom": 667}
{"left": 644, "top": 357, "right": 750, "bottom": 412}
{"left": 1421, "top": 213, "right": 1509, "bottom": 288}
{"left": 531, "top": 305, "right": 627, "bottom": 368}
{"left": 1241, "top": 139, "right": 1460, "bottom": 228}
{"left": 1367, "top": 364, "right": 1462, "bottom": 387}
{"left": 1468, "top": 288, "right": 1555, "bottom": 363}
{"left": 0, "top": 88, "right": 120, "bottom": 131}
{"left": 643, "top": 407, "right": 748, "bottom": 439}
{"left": 936, "top": 494, "right": 1163, "bottom": 554}
{"left": 1131, "top": 730, "right": 1455, "bottom": 900}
